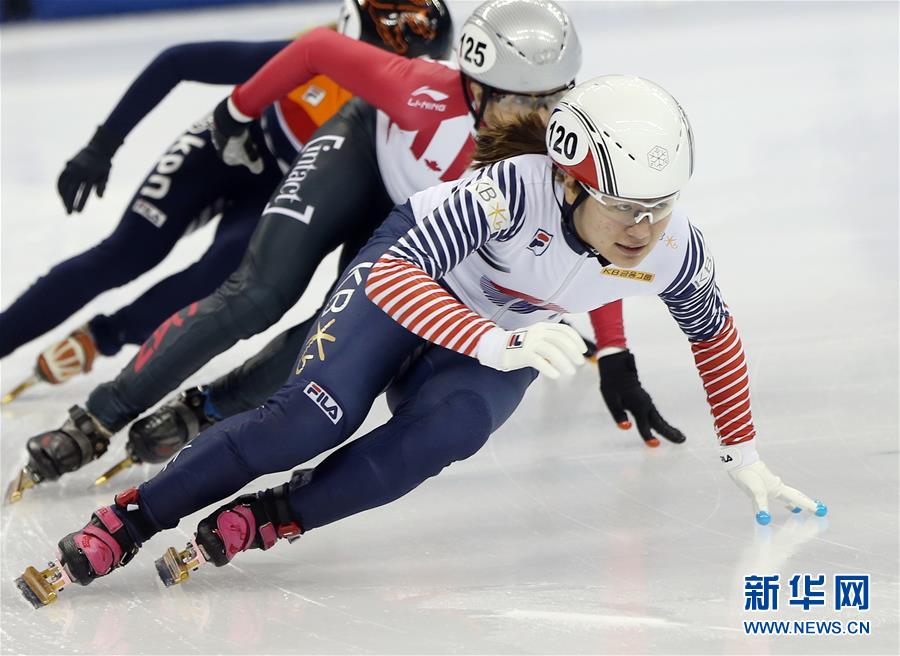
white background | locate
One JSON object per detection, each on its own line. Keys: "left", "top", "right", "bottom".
{"left": 1, "top": 1, "right": 898, "bottom": 653}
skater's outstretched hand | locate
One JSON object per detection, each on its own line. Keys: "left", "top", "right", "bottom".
{"left": 598, "top": 350, "right": 686, "bottom": 447}
{"left": 211, "top": 97, "right": 264, "bottom": 174}
{"left": 477, "top": 322, "right": 586, "bottom": 380}
{"left": 721, "top": 443, "right": 827, "bottom": 525}
{"left": 57, "top": 125, "right": 122, "bottom": 214}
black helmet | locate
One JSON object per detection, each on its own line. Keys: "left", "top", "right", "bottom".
{"left": 338, "top": 0, "right": 454, "bottom": 60}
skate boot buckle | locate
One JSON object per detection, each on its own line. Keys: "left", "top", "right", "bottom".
{"left": 15, "top": 561, "right": 72, "bottom": 609}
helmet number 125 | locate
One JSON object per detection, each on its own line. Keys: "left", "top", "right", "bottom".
{"left": 461, "top": 35, "right": 487, "bottom": 67}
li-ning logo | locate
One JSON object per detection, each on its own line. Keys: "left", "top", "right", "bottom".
{"left": 407, "top": 86, "right": 448, "bottom": 112}
{"left": 507, "top": 332, "right": 526, "bottom": 349}
{"left": 601, "top": 267, "right": 655, "bottom": 283}
{"left": 527, "top": 229, "right": 553, "bottom": 256}
{"left": 303, "top": 381, "right": 344, "bottom": 425}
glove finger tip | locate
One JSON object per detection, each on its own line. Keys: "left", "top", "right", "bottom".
{"left": 815, "top": 500, "right": 828, "bottom": 517}
{"left": 617, "top": 421, "right": 632, "bottom": 430}
{"left": 643, "top": 437, "right": 660, "bottom": 448}
{"left": 755, "top": 510, "right": 772, "bottom": 526}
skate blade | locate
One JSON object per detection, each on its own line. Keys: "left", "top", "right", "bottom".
{"left": 1, "top": 375, "right": 40, "bottom": 405}
{"left": 93, "top": 456, "right": 136, "bottom": 487}
{"left": 155, "top": 541, "right": 207, "bottom": 587}
{"left": 5, "top": 468, "right": 37, "bottom": 504}
{"left": 15, "top": 561, "right": 71, "bottom": 609}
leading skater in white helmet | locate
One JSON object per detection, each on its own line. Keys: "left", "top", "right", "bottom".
{"left": 16, "top": 73, "right": 825, "bottom": 608}
{"left": 11, "top": 0, "right": 684, "bottom": 506}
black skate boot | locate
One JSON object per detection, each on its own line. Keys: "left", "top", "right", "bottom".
{"left": 15, "top": 488, "right": 145, "bottom": 609}
{"left": 7, "top": 406, "right": 112, "bottom": 503}
{"left": 155, "top": 484, "right": 302, "bottom": 587}
{"left": 94, "top": 386, "right": 217, "bottom": 487}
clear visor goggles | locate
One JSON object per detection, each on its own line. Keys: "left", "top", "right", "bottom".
{"left": 491, "top": 82, "right": 574, "bottom": 113}
{"left": 582, "top": 183, "right": 680, "bottom": 226}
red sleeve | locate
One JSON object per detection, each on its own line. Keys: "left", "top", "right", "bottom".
{"left": 691, "top": 315, "right": 756, "bottom": 446}
{"left": 231, "top": 28, "right": 466, "bottom": 129}
{"left": 588, "top": 301, "right": 627, "bottom": 351}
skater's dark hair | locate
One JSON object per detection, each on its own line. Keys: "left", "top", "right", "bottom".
{"left": 473, "top": 112, "right": 548, "bottom": 168}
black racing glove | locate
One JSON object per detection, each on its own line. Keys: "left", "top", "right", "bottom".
{"left": 598, "top": 350, "right": 686, "bottom": 447}
{"left": 57, "top": 125, "right": 122, "bottom": 214}
{"left": 211, "top": 97, "right": 264, "bottom": 174}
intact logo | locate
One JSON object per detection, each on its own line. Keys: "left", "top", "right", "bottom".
{"left": 527, "top": 229, "right": 553, "bottom": 256}
{"left": 262, "top": 134, "right": 345, "bottom": 224}
{"left": 407, "top": 86, "right": 448, "bottom": 112}
{"left": 303, "top": 381, "right": 343, "bottom": 425}
{"left": 507, "top": 332, "right": 526, "bottom": 349}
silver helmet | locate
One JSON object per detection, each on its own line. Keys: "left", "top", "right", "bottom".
{"left": 458, "top": 0, "right": 581, "bottom": 94}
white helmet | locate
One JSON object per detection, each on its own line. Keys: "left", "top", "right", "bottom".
{"left": 547, "top": 75, "right": 694, "bottom": 200}
{"left": 458, "top": 0, "right": 581, "bottom": 94}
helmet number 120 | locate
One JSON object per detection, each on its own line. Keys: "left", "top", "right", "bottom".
{"left": 549, "top": 121, "right": 578, "bottom": 161}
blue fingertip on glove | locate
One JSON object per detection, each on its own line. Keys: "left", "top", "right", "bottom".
{"left": 756, "top": 511, "right": 772, "bottom": 525}
{"left": 815, "top": 501, "right": 828, "bottom": 517}
{"left": 791, "top": 506, "right": 802, "bottom": 513}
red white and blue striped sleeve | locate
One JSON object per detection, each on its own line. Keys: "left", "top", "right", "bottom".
{"left": 659, "top": 224, "right": 755, "bottom": 446}
{"left": 365, "top": 161, "right": 527, "bottom": 356}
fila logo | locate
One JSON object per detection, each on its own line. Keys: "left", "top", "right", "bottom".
{"left": 303, "top": 381, "right": 344, "bottom": 425}
{"left": 407, "top": 86, "right": 448, "bottom": 112}
{"left": 302, "top": 85, "right": 326, "bottom": 107}
{"left": 132, "top": 198, "right": 168, "bottom": 228}
{"left": 527, "top": 229, "right": 553, "bottom": 256}
{"left": 507, "top": 332, "right": 526, "bottom": 349}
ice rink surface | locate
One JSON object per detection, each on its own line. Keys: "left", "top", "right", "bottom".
{"left": 1, "top": 1, "right": 898, "bottom": 653}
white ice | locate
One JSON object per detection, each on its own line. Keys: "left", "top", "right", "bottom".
{"left": 1, "top": 1, "right": 898, "bottom": 653}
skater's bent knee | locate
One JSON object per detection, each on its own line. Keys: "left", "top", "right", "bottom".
{"left": 425, "top": 390, "right": 494, "bottom": 462}
{"left": 214, "top": 278, "right": 291, "bottom": 339}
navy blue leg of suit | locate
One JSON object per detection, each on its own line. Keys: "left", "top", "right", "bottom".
{"left": 88, "top": 201, "right": 264, "bottom": 356}
{"left": 0, "top": 117, "right": 279, "bottom": 358}
{"left": 288, "top": 342, "right": 536, "bottom": 531}
{"left": 131, "top": 204, "right": 536, "bottom": 541}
